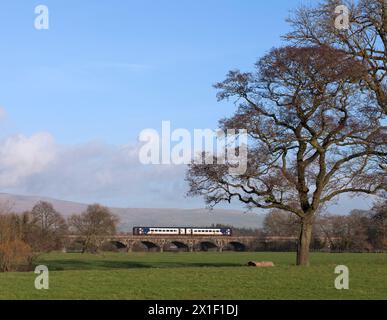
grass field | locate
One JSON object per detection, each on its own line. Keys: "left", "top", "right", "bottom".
{"left": 0, "top": 252, "right": 386, "bottom": 300}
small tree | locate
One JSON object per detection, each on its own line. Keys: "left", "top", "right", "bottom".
{"left": 68, "top": 204, "right": 118, "bottom": 253}
{"left": 29, "top": 201, "right": 67, "bottom": 252}
{"left": 0, "top": 239, "right": 33, "bottom": 272}
{"left": 0, "top": 203, "right": 33, "bottom": 272}
{"left": 187, "top": 46, "right": 386, "bottom": 266}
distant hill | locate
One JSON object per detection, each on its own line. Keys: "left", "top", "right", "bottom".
{"left": 0, "top": 193, "right": 264, "bottom": 232}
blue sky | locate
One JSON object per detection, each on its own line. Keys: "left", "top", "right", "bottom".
{"left": 0, "top": 0, "right": 375, "bottom": 212}
{"left": 0, "top": 0, "right": 307, "bottom": 143}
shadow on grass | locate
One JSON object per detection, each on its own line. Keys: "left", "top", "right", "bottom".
{"left": 34, "top": 259, "right": 242, "bottom": 271}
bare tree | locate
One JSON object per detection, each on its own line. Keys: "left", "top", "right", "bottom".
{"left": 187, "top": 46, "right": 386, "bottom": 266}
{"left": 284, "top": 0, "right": 386, "bottom": 114}
{"left": 31, "top": 201, "right": 64, "bottom": 233}
{"left": 29, "top": 201, "right": 67, "bottom": 252}
{"left": 68, "top": 204, "right": 118, "bottom": 253}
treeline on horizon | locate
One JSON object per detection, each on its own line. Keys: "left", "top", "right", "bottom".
{"left": 211, "top": 201, "right": 386, "bottom": 253}
{"left": 0, "top": 199, "right": 385, "bottom": 272}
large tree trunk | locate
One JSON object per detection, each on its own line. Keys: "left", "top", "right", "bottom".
{"left": 296, "top": 217, "right": 313, "bottom": 266}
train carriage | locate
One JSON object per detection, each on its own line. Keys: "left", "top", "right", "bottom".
{"left": 133, "top": 227, "right": 232, "bottom": 236}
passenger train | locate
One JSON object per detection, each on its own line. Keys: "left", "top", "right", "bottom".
{"left": 133, "top": 227, "right": 232, "bottom": 236}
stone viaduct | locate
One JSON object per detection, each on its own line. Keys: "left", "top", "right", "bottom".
{"left": 65, "top": 235, "right": 308, "bottom": 252}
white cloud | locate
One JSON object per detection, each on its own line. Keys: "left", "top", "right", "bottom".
{"left": 0, "top": 133, "right": 57, "bottom": 187}
{"left": 0, "top": 132, "right": 194, "bottom": 208}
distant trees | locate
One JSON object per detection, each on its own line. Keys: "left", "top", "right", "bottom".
{"left": 317, "top": 212, "right": 370, "bottom": 251}
{"left": 260, "top": 205, "right": 386, "bottom": 253}
{"left": 316, "top": 208, "right": 386, "bottom": 252}
{"left": 68, "top": 204, "right": 119, "bottom": 253}
{"left": 263, "top": 210, "right": 300, "bottom": 237}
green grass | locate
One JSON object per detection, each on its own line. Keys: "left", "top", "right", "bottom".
{"left": 0, "top": 252, "right": 386, "bottom": 299}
